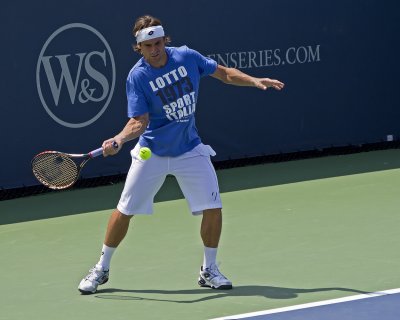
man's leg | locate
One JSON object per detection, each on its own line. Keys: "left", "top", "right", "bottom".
{"left": 78, "top": 209, "right": 133, "bottom": 294}
{"left": 97, "top": 209, "right": 133, "bottom": 270}
{"left": 199, "top": 208, "right": 232, "bottom": 289}
{"left": 78, "top": 144, "right": 167, "bottom": 294}
{"left": 104, "top": 209, "right": 134, "bottom": 247}
{"left": 170, "top": 145, "right": 231, "bottom": 289}
{"left": 201, "top": 208, "right": 222, "bottom": 248}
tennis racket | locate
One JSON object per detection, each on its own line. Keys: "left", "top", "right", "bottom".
{"left": 31, "top": 142, "right": 118, "bottom": 190}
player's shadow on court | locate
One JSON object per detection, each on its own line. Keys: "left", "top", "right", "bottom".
{"left": 94, "top": 285, "right": 370, "bottom": 303}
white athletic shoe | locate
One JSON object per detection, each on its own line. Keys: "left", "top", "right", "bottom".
{"left": 198, "top": 264, "right": 233, "bottom": 290}
{"left": 78, "top": 265, "right": 109, "bottom": 294}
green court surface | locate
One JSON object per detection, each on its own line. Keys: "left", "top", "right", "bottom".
{"left": 1, "top": 150, "right": 400, "bottom": 320}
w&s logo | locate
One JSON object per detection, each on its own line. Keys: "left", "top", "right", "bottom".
{"left": 36, "top": 23, "right": 116, "bottom": 128}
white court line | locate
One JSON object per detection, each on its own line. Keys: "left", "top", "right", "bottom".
{"left": 209, "top": 288, "right": 400, "bottom": 320}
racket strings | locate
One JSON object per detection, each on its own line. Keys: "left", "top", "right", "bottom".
{"left": 32, "top": 153, "right": 79, "bottom": 189}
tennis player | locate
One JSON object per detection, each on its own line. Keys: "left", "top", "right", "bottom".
{"left": 78, "top": 15, "right": 284, "bottom": 294}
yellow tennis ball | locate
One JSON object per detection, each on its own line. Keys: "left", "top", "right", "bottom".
{"left": 139, "top": 147, "right": 152, "bottom": 160}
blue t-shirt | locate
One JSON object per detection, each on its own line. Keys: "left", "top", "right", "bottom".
{"left": 126, "top": 46, "right": 217, "bottom": 156}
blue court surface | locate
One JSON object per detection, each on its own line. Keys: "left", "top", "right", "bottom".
{"left": 210, "top": 289, "right": 400, "bottom": 320}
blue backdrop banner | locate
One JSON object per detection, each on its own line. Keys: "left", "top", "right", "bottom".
{"left": 1, "top": 0, "right": 399, "bottom": 189}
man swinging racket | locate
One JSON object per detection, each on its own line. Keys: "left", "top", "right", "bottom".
{"left": 78, "top": 14, "right": 284, "bottom": 294}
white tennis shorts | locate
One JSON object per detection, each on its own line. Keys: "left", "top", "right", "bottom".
{"left": 117, "top": 143, "right": 222, "bottom": 215}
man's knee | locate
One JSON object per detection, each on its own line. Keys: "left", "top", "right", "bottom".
{"left": 113, "top": 209, "right": 134, "bottom": 220}
{"left": 203, "top": 208, "right": 222, "bottom": 215}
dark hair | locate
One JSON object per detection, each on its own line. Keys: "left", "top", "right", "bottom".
{"left": 132, "top": 15, "right": 171, "bottom": 53}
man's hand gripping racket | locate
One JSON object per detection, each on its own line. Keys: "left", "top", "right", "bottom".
{"left": 31, "top": 142, "right": 118, "bottom": 190}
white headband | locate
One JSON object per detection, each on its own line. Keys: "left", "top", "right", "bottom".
{"left": 135, "top": 25, "right": 165, "bottom": 43}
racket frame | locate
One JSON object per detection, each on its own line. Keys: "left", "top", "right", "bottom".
{"left": 31, "top": 144, "right": 117, "bottom": 190}
{"left": 31, "top": 147, "right": 103, "bottom": 190}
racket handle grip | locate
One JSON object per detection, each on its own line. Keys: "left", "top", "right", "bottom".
{"left": 89, "top": 148, "right": 104, "bottom": 158}
{"left": 89, "top": 142, "right": 119, "bottom": 158}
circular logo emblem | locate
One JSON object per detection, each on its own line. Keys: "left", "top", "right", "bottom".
{"left": 36, "top": 23, "right": 116, "bottom": 128}
{"left": 148, "top": 31, "right": 154, "bottom": 35}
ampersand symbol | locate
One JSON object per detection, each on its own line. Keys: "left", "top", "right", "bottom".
{"left": 78, "top": 79, "right": 96, "bottom": 103}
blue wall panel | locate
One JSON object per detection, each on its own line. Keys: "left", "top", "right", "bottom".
{"left": 1, "top": 0, "right": 399, "bottom": 188}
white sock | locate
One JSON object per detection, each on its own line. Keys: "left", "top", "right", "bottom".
{"left": 97, "top": 244, "right": 116, "bottom": 270}
{"left": 203, "top": 246, "right": 218, "bottom": 269}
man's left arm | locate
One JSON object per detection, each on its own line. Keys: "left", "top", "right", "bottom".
{"left": 211, "top": 65, "right": 284, "bottom": 91}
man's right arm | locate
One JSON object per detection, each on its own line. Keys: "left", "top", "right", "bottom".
{"left": 102, "top": 113, "right": 149, "bottom": 156}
